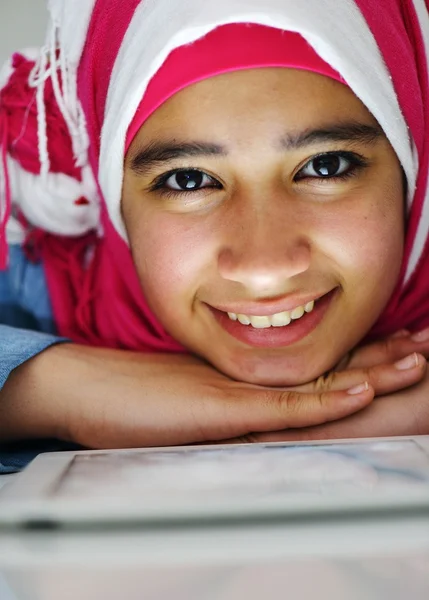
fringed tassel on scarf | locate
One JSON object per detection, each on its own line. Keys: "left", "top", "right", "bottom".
{"left": 0, "top": 40, "right": 99, "bottom": 271}
{"left": 28, "top": 16, "right": 89, "bottom": 177}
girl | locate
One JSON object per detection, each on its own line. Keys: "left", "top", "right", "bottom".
{"left": 1, "top": 0, "right": 429, "bottom": 461}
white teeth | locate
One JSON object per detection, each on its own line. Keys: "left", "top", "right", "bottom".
{"left": 237, "top": 314, "right": 251, "bottom": 326}
{"left": 227, "top": 299, "right": 316, "bottom": 328}
{"left": 249, "top": 316, "right": 271, "bottom": 329}
{"left": 291, "top": 306, "right": 305, "bottom": 320}
{"left": 270, "top": 311, "right": 292, "bottom": 327}
{"left": 305, "top": 301, "right": 315, "bottom": 313}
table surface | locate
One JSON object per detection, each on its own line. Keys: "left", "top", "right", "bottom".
{"left": 0, "top": 553, "right": 428, "bottom": 600}
{"left": 0, "top": 475, "right": 14, "bottom": 492}
{"left": 2, "top": 442, "right": 429, "bottom": 600}
{"left": 0, "top": 470, "right": 428, "bottom": 600}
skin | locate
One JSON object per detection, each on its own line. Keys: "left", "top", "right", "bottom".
{"left": 122, "top": 68, "right": 405, "bottom": 387}
{"left": 2, "top": 69, "right": 428, "bottom": 449}
{"left": 247, "top": 329, "right": 429, "bottom": 442}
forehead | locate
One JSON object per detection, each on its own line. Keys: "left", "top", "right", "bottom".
{"left": 134, "top": 68, "right": 377, "bottom": 143}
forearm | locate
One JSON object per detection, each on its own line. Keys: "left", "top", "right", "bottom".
{"left": 0, "top": 344, "right": 70, "bottom": 443}
{"left": 0, "top": 339, "right": 378, "bottom": 450}
{"left": 0, "top": 342, "right": 153, "bottom": 444}
{"left": 0, "top": 325, "right": 71, "bottom": 442}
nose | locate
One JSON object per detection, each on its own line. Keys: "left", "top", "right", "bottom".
{"left": 217, "top": 204, "right": 311, "bottom": 296}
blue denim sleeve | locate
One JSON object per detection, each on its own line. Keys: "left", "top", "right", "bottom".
{"left": 0, "top": 245, "right": 75, "bottom": 474}
{"left": 0, "top": 243, "right": 67, "bottom": 384}
{"left": 0, "top": 243, "right": 67, "bottom": 391}
{"left": 0, "top": 325, "right": 65, "bottom": 389}
{"left": 0, "top": 245, "right": 56, "bottom": 334}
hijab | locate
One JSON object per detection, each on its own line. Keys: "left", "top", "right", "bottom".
{"left": 0, "top": 0, "right": 428, "bottom": 351}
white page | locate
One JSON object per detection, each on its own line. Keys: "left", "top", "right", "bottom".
{"left": 53, "top": 440, "right": 429, "bottom": 501}
{"left": 2, "top": 438, "right": 429, "bottom": 526}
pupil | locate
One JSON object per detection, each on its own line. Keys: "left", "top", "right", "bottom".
{"left": 176, "top": 170, "right": 203, "bottom": 190}
{"left": 313, "top": 156, "right": 341, "bottom": 177}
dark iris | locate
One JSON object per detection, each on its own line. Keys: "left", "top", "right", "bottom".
{"left": 313, "top": 155, "right": 341, "bottom": 177}
{"left": 175, "top": 170, "right": 204, "bottom": 190}
{"left": 312, "top": 155, "right": 342, "bottom": 177}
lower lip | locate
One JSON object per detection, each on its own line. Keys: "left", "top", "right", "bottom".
{"left": 209, "top": 290, "right": 337, "bottom": 349}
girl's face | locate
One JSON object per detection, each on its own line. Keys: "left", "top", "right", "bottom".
{"left": 122, "top": 68, "right": 404, "bottom": 386}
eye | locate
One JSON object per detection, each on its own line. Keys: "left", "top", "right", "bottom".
{"left": 160, "top": 169, "right": 220, "bottom": 192}
{"left": 295, "top": 152, "right": 367, "bottom": 181}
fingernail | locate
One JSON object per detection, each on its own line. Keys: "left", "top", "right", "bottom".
{"left": 347, "top": 382, "right": 369, "bottom": 395}
{"left": 390, "top": 329, "right": 410, "bottom": 339}
{"left": 394, "top": 353, "right": 419, "bottom": 370}
{"left": 411, "top": 328, "right": 429, "bottom": 343}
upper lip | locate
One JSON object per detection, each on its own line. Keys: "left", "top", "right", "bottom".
{"left": 208, "top": 289, "right": 334, "bottom": 317}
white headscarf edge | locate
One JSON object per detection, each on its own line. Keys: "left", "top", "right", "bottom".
{"left": 100, "top": 0, "right": 417, "bottom": 251}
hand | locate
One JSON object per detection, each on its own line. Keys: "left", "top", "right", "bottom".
{"left": 234, "top": 329, "right": 429, "bottom": 443}
{"left": 0, "top": 341, "right": 377, "bottom": 448}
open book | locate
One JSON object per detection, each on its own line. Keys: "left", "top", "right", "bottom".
{"left": 0, "top": 436, "right": 428, "bottom": 527}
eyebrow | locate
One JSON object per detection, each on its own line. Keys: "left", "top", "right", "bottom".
{"left": 129, "top": 141, "right": 226, "bottom": 175}
{"left": 280, "top": 122, "right": 383, "bottom": 150}
{"left": 128, "top": 122, "right": 384, "bottom": 176}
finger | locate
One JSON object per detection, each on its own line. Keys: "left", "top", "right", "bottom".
{"left": 222, "top": 381, "right": 374, "bottom": 437}
{"left": 305, "top": 353, "right": 426, "bottom": 397}
{"left": 246, "top": 387, "right": 429, "bottom": 443}
{"left": 347, "top": 329, "right": 429, "bottom": 370}
{"left": 389, "top": 329, "right": 410, "bottom": 339}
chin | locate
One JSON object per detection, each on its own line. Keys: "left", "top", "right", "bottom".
{"left": 211, "top": 352, "right": 339, "bottom": 388}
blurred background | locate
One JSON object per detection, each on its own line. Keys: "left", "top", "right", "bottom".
{"left": 0, "top": 0, "right": 47, "bottom": 64}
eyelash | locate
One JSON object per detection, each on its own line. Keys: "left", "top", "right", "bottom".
{"left": 149, "top": 169, "right": 222, "bottom": 198}
{"left": 148, "top": 151, "right": 370, "bottom": 197}
{"left": 295, "top": 151, "right": 369, "bottom": 183}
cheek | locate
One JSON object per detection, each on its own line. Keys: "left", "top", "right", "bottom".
{"left": 318, "top": 184, "right": 404, "bottom": 304}
{"left": 126, "top": 209, "right": 216, "bottom": 318}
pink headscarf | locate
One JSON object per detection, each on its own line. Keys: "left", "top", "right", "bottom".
{"left": 1, "top": 0, "right": 428, "bottom": 351}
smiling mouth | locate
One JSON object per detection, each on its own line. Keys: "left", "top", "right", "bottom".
{"left": 226, "top": 300, "right": 315, "bottom": 329}
{"left": 209, "top": 290, "right": 337, "bottom": 349}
